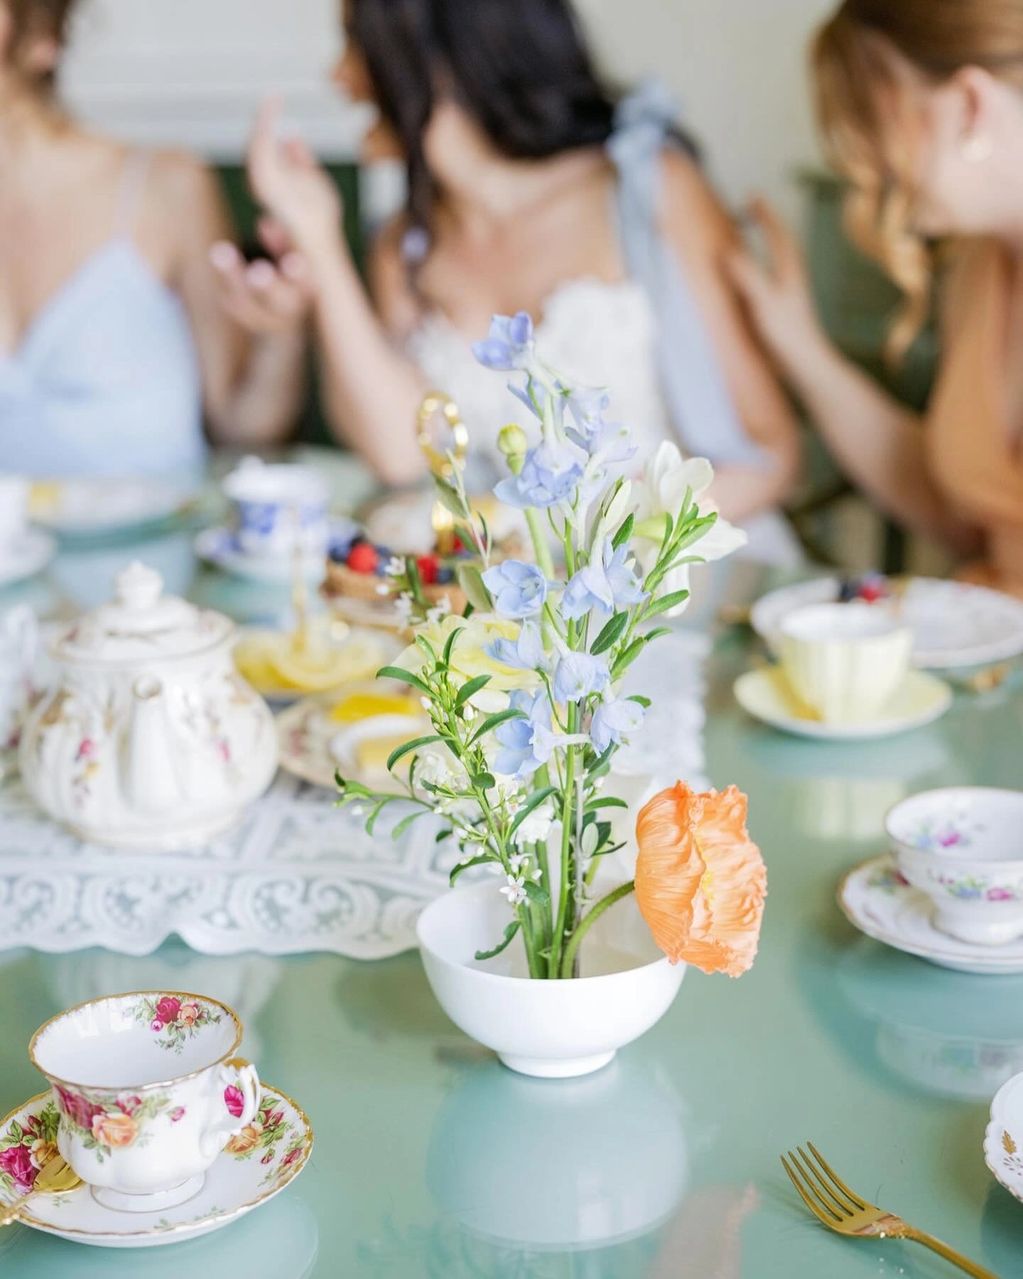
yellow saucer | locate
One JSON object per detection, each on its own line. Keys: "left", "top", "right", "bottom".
{"left": 734, "top": 666, "right": 952, "bottom": 740}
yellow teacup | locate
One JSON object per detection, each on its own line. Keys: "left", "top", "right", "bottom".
{"left": 778, "top": 602, "right": 913, "bottom": 724}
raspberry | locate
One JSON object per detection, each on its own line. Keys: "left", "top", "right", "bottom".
{"left": 416, "top": 554, "right": 440, "bottom": 585}
{"left": 347, "top": 542, "right": 380, "bottom": 574}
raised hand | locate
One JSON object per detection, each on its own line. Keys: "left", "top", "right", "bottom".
{"left": 246, "top": 97, "right": 344, "bottom": 259}
{"left": 726, "top": 196, "right": 827, "bottom": 374}
{"left": 210, "top": 222, "right": 312, "bottom": 336}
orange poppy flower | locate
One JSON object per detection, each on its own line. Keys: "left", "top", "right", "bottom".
{"left": 634, "top": 782, "right": 766, "bottom": 977}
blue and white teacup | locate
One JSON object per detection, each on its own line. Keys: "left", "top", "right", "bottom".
{"left": 223, "top": 458, "right": 330, "bottom": 561}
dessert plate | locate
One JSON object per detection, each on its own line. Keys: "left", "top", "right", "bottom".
{"left": 838, "top": 854, "right": 1023, "bottom": 974}
{"left": 196, "top": 518, "right": 359, "bottom": 583}
{"left": 276, "top": 691, "right": 430, "bottom": 792}
{"left": 985, "top": 1070, "right": 1023, "bottom": 1204}
{"left": 734, "top": 666, "right": 952, "bottom": 740}
{"left": 30, "top": 479, "right": 196, "bottom": 539}
{"left": 751, "top": 576, "right": 1023, "bottom": 670}
{"left": 0, "top": 1082, "right": 312, "bottom": 1248}
{"left": 0, "top": 530, "right": 56, "bottom": 589}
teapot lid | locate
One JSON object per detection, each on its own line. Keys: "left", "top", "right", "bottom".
{"left": 55, "top": 562, "right": 233, "bottom": 664}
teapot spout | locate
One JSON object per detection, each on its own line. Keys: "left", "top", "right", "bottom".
{"left": 124, "top": 676, "right": 183, "bottom": 814}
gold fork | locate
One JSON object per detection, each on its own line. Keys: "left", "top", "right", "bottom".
{"left": 0, "top": 1153, "right": 82, "bottom": 1227}
{"left": 781, "top": 1142, "right": 999, "bottom": 1279}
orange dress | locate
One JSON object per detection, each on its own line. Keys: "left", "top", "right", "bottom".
{"left": 928, "top": 241, "right": 1023, "bottom": 595}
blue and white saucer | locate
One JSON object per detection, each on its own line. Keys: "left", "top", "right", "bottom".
{"left": 196, "top": 520, "right": 359, "bottom": 584}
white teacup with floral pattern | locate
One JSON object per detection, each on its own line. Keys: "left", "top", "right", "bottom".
{"left": 29, "top": 991, "right": 260, "bottom": 1212}
{"left": 887, "top": 787, "right": 1023, "bottom": 946}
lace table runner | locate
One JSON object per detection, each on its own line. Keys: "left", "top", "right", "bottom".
{"left": 0, "top": 633, "right": 708, "bottom": 957}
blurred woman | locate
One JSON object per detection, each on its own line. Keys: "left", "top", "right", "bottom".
{"left": 730, "top": 0, "right": 1023, "bottom": 591}
{"left": 218, "top": 0, "right": 800, "bottom": 560}
{"left": 0, "top": 0, "right": 307, "bottom": 478}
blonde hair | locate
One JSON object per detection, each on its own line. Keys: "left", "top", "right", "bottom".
{"left": 813, "top": 0, "right": 1023, "bottom": 362}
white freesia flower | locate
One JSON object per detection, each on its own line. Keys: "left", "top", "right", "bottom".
{"left": 589, "top": 479, "right": 633, "bottom": 548}
{"left": 417, "top": 744, "right": 460, "bottom": 789}
{"left": 631, "top": 442, "right": 747, "bottom": 616}
{"left": 510, "top": 801, "right": 556, "bottom": 847}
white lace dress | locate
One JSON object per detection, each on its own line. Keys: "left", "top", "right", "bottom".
{"left": 406, "top": 278, "right": 801, "bottom": 566}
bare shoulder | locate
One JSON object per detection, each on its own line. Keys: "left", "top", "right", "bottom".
{"left": 657, "top": 147, "right": 737, "bottom": 260}
{"left": 144, "top": 148, "right": 222, "bottom": 211}
{"left": 129, "top": 149, "right": 230, "bottom": 281}
{"left": 368, "top": 215, "right": 421, "bottom": 338}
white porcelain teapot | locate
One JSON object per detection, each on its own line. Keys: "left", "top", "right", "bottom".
{"left": 19, "top": 562, "right": 278, "bottom": 848}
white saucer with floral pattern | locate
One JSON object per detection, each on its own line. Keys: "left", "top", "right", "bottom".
{"left": 985, "top": 1070, "right": 1023, "bottom": 1203}
{"left": 839, "top": 854, "right": 1023, "bottom": 975}
{"left": 276, "top": 689, "right": 431, "bottom": 793}
{"left": 0, "top": 1083, "right": 312, "bottom": 1248}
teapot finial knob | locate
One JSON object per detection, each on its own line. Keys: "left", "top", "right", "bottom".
{"left": 114, "top": 562, "right": 164, "bottom": 612}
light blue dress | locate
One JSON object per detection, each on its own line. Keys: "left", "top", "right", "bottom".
{"left": 0, "top": 153, "right": 206, "bottom": 479}
{"left": 609, "top": 80, "right": 768, "bottom": 470}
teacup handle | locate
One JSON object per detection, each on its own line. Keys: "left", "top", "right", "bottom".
{"left": 200, "top": 1056, "right": 261, "bottom": 1159}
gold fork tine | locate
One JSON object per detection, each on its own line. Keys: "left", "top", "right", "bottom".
{"left": 780, "top": 1155, "right": 826, "bottom": 1222}
{"left": 781, "top": 1152, "right": 840, "bottom": 1223}
{"left": 793, "top": 1146, "right": 855, "bottom": 1218}
{"left": 806, "top": 1141, "right": 868, "bottom": 1211}
{"left": 781, "top": 1143, "right": 1000, "bottom": 1279}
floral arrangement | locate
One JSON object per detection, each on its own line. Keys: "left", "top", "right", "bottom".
{"left": 337, "top": 314, "right": 767, "bottom": 980}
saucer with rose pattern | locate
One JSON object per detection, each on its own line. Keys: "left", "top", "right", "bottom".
{"left": 0, "top": 1083, "right": 312, "bottom": 1248}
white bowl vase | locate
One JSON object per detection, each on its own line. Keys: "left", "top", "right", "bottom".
{"left": 417, "top": 881, "right": 685, "bottom": 1078}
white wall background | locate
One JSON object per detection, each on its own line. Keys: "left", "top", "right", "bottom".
{"left": 62, "top": 0, "right": 834, "bottom": 221}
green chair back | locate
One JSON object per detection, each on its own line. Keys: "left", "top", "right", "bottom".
{"left": 214, "top": 163, "right": 365, "bottom": 445}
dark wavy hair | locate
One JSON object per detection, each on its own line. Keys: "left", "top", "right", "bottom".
{"left": 348, "top": 0, "right": 686, "bottom": 240}
{"left": 6, "top": 0, "right": 78, "bottom": 94}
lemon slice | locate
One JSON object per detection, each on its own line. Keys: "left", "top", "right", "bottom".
{"left": 234, "top": 636, "right": 292, "bottom": 691}
{"left": 268, "top": 634, "right": 385, "bottom": 693}
{"left": 329, "top": 691, "right": 423, "bottom": 723}
{"left": 28, "top": 481, "right": 62, "bottom": 517}
{"left": 235, "top": 630, "right": 386, "bottom": 695}
{"left": 355, "top": 733, "right": 422, "bottom": 776}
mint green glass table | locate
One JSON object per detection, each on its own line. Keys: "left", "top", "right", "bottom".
{"left": 0, "top": 510, "right": 1020, "bottom": 1277}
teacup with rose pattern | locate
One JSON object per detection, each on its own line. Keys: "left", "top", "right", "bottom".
{"left": 29, "top": 991, "right": 260, "bottom": 1212}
